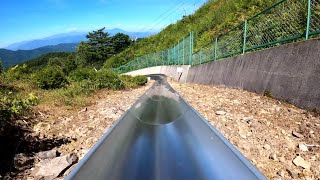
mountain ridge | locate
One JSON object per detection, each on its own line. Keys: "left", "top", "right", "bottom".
{"left": 5, "top": 28, "right": 154, "bottom": 50}
{"left": 0, "top": 43, "right": 78, "bottom": 68}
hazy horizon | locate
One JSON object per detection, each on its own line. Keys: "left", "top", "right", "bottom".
{"left": 0, "top": 0, "right": 205, "bottom": 48}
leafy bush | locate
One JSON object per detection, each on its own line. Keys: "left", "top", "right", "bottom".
{"left": 132, "top": 76, "right": 148, "bottom": 86}
{"left": 120, "top": 75, "right": 148, "bottom": 88}
{"left": 5, "top": 64, "right": 30, "bottom": 80}
{"left": 68, "top": 68, "right": 96, "bottom": 82}
{"left": 0, "top": 93, "right": 38, "bottom": 124}
{"left": 35, "top": 67, "right": 67, "bottom": 89}
{"left": 94, "top": 70, "right": 124, "bottom": 90}
{"left": 0, "top": 60, "right": 4, "bottom": 74}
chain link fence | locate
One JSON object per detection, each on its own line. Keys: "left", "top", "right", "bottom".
{"left": 113, "top": 33, "right": 194, "bottom": 73}
{"left": 115, "top": 0, "right": 319, "bottom": 73}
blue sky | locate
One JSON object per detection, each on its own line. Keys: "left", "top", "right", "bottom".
{"left": 0, "top": 0, "right": 205, "bottom": 48}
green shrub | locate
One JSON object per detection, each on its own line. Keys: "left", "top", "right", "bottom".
{"left": 0, "top": 93, "right": 38, "bottom": 124}
{"left": 94, "top": 70, "right": 124, "bottom": 90}
{"left": 132, "top": 75, "right": 148, "bottom": 86}
{"left": 120, "top": 75, "right": 148, "bottom": 88}
{"left": 68, "top": 68, "right": 96, "bottom": 82}
{"left": 5, "top": 64, "right": 30, "bottom": 81}
{"left": 35, "top": 67, "right": 67, "bottom": 89}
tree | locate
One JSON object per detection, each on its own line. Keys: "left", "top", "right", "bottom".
{"left": 0, "top": 59, "right": 4, "bottom": 74}
{"left": 111, "top": 33, "right": 132, "bottom": 54}
{"left": 76, "top": 27, "right": 114, "bottom": 67}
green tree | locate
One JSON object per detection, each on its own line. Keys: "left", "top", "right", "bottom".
{"left": 76, "top": 27, "right": 114, "bottom": 67}
{"left": 48, "top": 57, "right": 64, "bottom": 67}
{"left": 111, "top": 33, "right": 132, "bottom": 53}
{"left": 0, "top": 59, "right": 4, "bottom": 74}
{"left": 63, "top": 55, "right": 77, "bottom": 75}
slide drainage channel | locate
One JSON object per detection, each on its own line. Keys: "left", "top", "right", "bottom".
{"left": 66, "top": 75, "right": 266, "bottom": 180}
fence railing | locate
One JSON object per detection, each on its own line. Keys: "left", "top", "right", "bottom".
{"left": 115, "top": 0, "right": 320, "bottom": 73}
{"left": 113, "top": 33, "right": 194, "bottom": 73}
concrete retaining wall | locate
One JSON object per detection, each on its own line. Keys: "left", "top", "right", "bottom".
{"left": 123, "top": 40, "right": 320, "bottom": 111}
{"left": 187, "top": 40, "right": 320, "bottom": 111}
{"left": 125, "top": 65, "right": 191, "bottom": 83}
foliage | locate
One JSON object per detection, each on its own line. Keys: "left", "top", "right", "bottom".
{"left": 76, "top": 28, "right": 113, "bottom": 67}
{"left": 34, "top": 67, "right": 67, "bottom": 89}
{"left": 0, "top": 59, "right": 4, "bottom": 74}
{"left": 111, "top": 33, "right": 132, "bottom": 54}
{"left": 120, "top": 75, "right": 148, "bottom": 88}
{"left": 23, "top": 52, "right": 74, "bottom": 71}
{"left": 77, "top": 28, "right": 132, "bottom": 68}
{"left": 68, "top": 68, "right": 96, "bottom": 82}
{"left": 69, "top": 69, "right": 124, "bottom": 90}
{"left": 5, "top": 64, "right": 30, "bottom": 80}
{"left": 132, "top": 76, "right": 148, "bottom": 86}
{"left": 0, "top": 91, "right": 38, "bottom": 125}
{"left": 104, "top": 0, "right": 280, "bottom": 68}
{"left": 92, "top": 69, "right": 124, "bottom": 90}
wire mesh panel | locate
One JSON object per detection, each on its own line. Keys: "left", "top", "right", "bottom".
{"left": 216, "top": 23, "right": 244, "bottom": 59}
{"left": 113, "top": 33, "right": 193, "bottom": 73}
{"left": 192, "top": 46, "right": 215, "bottom": 66}
{"left": 201, "top": 47, "right": 215, "bottom": 64}
{"left": 246, "top": 0, "right": 307, "bottom": 51}
{"left": 310, "top": 0, "right": 320, "bottom": 35}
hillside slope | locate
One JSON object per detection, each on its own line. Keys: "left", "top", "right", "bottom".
{"left": 0, "top": 43, "right": 78, "bottom": 68}
{"left": 104, "top": 0, "right": 278, "bottom": 68}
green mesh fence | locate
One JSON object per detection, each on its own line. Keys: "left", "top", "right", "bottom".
{"left": 115, "top": 0, "right": 320, "bottom": 73}
{"left": 114, "top": 32, "right": 194, "bottom": 73}
{"left": 216, "top": 23, "right": 245, "bottom": 58}
{"left": 246, "top": 0, "right": 307, "bottom": 50}
{"left": 310, "top": 0, "right": 320, "bottom": 35}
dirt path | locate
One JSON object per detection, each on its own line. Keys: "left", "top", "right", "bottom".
{"left": 169, "top": 80, "right": 320, "bottom": 180}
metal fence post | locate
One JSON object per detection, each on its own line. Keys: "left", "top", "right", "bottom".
{"left": 178, "top": 41, "right": 180, "bottom": 65}
{"left": 161, "top": 51, "right": 164, "bottom": 65}
{"left": 189, "top": 32, "right": 193, "bottom": 65}
{"left": 214, "top": 38, "right": 218, "bottom": 61}
{"left": 200, "top": 50, "right": 202, "bottom": 65}
{"left": 306, "top": 0, "right": 312, "bottom": 40}
{"left": 183, "top": 37, "right": 185, "bottom": 65}
{"left": 167, "top": 50, "right": 169, "bottom": 65}
{"left": 243, "top": 20, "right": 248, "bottom": 54}
{"left": 146, "top": 57, "right": 149, "bottom": 67}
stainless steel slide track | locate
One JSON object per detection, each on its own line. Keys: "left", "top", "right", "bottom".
{"left": 66, "top": 75, "right": 266, "bottom": 180}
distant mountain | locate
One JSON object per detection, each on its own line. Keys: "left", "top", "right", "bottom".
{"left": 5, "top": 29, "right": 154, "bottom": 50}
{"left": 0, "top": 43, "right": 78, "bottom": 68}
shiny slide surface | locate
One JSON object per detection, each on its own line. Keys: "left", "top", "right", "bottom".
{"left": 66, "top": 75, "right": 266, "bottom": 180}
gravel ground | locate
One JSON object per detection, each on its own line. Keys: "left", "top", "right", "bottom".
{"left": 169, "top": 80, "right": 320, "bottom": 180}
{"left": 22, "top": 82, "right": 153, "bottom": 179}
{"left": 16, "top": 79, "right": 319, "bottom": 179}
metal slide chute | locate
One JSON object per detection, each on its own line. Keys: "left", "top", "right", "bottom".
{"left": 66, "top": 75, "right": 266, "bottom": 180}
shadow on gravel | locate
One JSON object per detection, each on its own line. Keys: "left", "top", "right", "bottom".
{"left": 0, "top": 119, "right": 71, "bottom": 178}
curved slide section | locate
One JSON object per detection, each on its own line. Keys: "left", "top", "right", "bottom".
{"left": 66, "top": 75, "right": 266, "bottom": 180}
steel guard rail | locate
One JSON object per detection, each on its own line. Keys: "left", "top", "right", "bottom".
{"left": 66, "top": 75, "right": 266, "bottom": 180}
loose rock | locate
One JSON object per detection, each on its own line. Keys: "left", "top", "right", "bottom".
{"left": 263, "top": 144, "right": 271, "bottom": 150}
{"left": 286, "top": 169, "right": 299, "bottom": 179}
{"left": 269, "top": 152, "right": 277, "bottom": 160}
{"left": 292, "top": 131, "right": 304, "bottom": 138}
{"left": 293, "top": 156, "right": 311, "bottom": 169}
{"left": 37, "top": 149, "right": 58, "bottom": 159}
{"left": 277, "top": 169, "right": 285, "bottom": 177}
{"left": 298, "top": 143, "right": 309, "bottom": 152}
{"left": 33, "top": 153, "right": 78, "bottom": 179}
{"left": 272, "top": 176, "right": 282, "bottom": 180}
{"left": 13, "top": 153, "right": 34, "bottom": 171}
{"left": 215, "top": 110, "right": 226, "bottom": 115}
